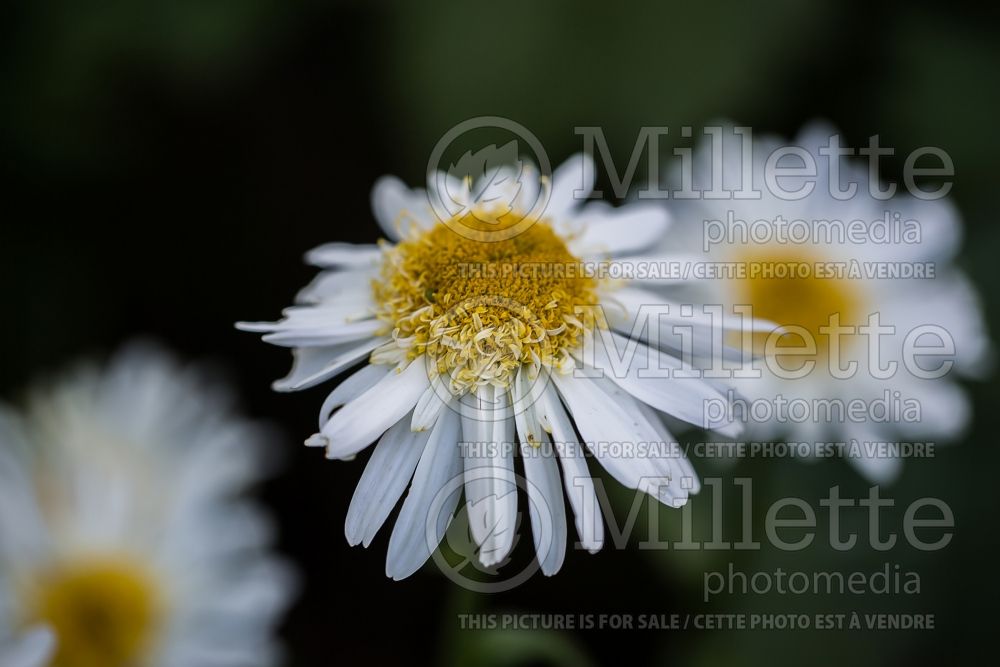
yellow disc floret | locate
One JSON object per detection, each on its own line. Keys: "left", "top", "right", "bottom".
{"left": 372, "top": 218, "right": 601, "bottom": 394}
{"left": 28, "top": 557, "right": 162, "bottom": 667}
{"left": 732, "top": 246, "right": 865, "bottom": 366}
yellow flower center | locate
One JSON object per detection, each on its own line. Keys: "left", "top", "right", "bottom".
{"left": 732, "top": 247, "right": 864, "bottom": 367}
{"left": 27, "top": 557, "right": 162, "bottom": 667}
{"left": 372, "top": 217, "right": 600, "bottom": 394}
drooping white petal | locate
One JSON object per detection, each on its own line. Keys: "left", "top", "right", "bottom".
{"left": 318, "top": 361, "right": 429, "bottom": 459}
{"left": 634, "top": 400, "right": 700, "bottom": 495}
{"left": 271, "top": 338, "right": 384, "bottom": 392}
{"left": 317, "top": 363, "right": 390, "bottom": 429}
{"left": 345, "top": 414, "right": 430, "bottom": 547}
{"left": 410, "top": 380, "right": 450, "bottom": 432}
{"left": 460, "top": 386, "right": 517, "bottom": 568}
{"left": 538, "top": 382, "right": 604, "bottom": 552}
{"left": 552, "top": 373, "right": 682, "bottom": 506}
{"left": 385, "top": 406, "right": 463, "bottom": 580}
{"left": 518, "top": 435, "right": 567, "bottom": 576}
{"left": 510, "top": 365, "right": 547, "bottom": 446}
{"left": 253, "top": 318, "right": 383, "bottom": 349}
{"left": 236, "top": 301, "right": 374, "bottom": 334}
{"left": 588, "top": 330, "right": 741, "bottom": 437}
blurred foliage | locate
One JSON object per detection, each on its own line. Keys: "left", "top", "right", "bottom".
{"left": 376, "top": 0, "right": 836, "bottom": 183}
{"left": 0, "top": 0, "right": 293, "bottom": 165}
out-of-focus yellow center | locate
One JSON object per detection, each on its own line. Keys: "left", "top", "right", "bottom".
{"left": 29, "top": 558, "right": 161, "bottom": 667}
{"left": 372, "top": 217, "right": 600, "bottom": 394}
{"left": 732, "top": 248, "right": 864, "bottom": 367}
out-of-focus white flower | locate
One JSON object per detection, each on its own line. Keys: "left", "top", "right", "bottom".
{"left": 661, "top": 122, "right": 990, "bottom": 482}
{"left": 0, "top": 344, "right": 295, "bottom": 667}
{"left": 240, "top": 154, "right": 749, "bottom": 579}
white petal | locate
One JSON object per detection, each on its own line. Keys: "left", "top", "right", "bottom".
{"left": 567, "top": 202, "right": 670, "bottom": 257}
{"left": 256, "top": 319, "right": 383, "bottom": 348}
{"left": 548, "top": 153, "right": 596, "bottom": 218}
{"left": 427, "top": 171, "right": 471, "bottom": 216}
{"left": 386, "top": 406, "right": 463, "bottom": 580}
{"left": 605, "top": 286, "right": 779, "bottom": 333}
{"left": 237, "top": 301, "right": 374, "bottom": 333}
{"left": 304, "top": 242, "right": 382, "bottom": 268}
{"left": 518, "top": 436, "right": 567, "bottom": 576}
{"left": 0, "top": 415, "right": 48, "bottom": 562}
{"left": 0, "top": 627, "right": 56, "bottom": 667}
{"left": 539, "top": 382, "right": 604, "bottom": 552}
{"left": 410, "top": 380, "right": 450, "bottom": 432}
{"left": 319, "top": 361, "right": 429, "bottom": 459}
{"left": 634, "top": 400, "right": 700, "bottom": 495}
{"left": 345, "top": 414, "right": 430, "bottom": 547}
{"left": 513, "top": 162, "right": 541, "bottom": 213}
{"left": 510, "top": 366, "right": 546, "bottom": 445}
{"left": 894, "top": 380, "right": 970, "bottom": 440}
{"left": 295, "top": 266, "right": 377, "bottom": 306}
{"left": 461, "top": 386, "right": 517, "bottom": 568}
{"left": 846, "top": 426, "right": 903, "bottom": 485}
{"left": 590, "top": 330, "right": 741, "bottom": 437}
{"left": 272, "top": 338, "right": 383, "bottom": 392}
{"left": 318, "top": 363, "right": 390, "bottom": 429}
{"left": 471, "top": 162, "right": 524, "bottom": 216}
{"left": 552, "top": 373, "right": 682, "bottom": 506}
{"left": 371, "top": 176, "right": 436, "bottom": 240}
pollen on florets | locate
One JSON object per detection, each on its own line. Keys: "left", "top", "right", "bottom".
{"left": 370, "top": 216, "right": 603, "bottom": 395}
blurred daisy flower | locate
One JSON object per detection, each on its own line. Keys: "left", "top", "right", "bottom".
{"left": 0, "top": 345, "right": 295, "bottom": 667}
{"left": 662, "top": 123, "right": 990, "bottom": 482}
{"left": 240, "top": 154, "right": 749, "bottom": 579}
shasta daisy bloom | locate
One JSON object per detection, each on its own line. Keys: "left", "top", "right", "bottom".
{"left": 0, "top": 345, "right": 295, "bottom": 667}
{"left": 240, "top": 154, "right": 747, "bottom": 580}
{"left": 661, "top": 123, "right": 990, "bottom": 482}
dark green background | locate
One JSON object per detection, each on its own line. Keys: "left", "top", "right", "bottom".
{"left": 2, "top": 1, "right": 997, "bottom": 665}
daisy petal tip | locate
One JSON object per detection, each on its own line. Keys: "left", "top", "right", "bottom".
{"left": 477, "top": 552, "right": 503, "bottom": 569}
{"left": 234, "top": 321, "right": 271, "bottom": 333}
{"left": 304, "top": 433, "right": 328, "bottom": 448}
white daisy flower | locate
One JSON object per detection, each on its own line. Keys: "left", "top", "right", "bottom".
{"left": 0, "top": 345, "right": 295, "bottom": 667}
{"left": 240, "top": 154, "right": 747, "bottom": 579}
{"left": 662, "top": 123, "right": 990, "bottom": 482}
